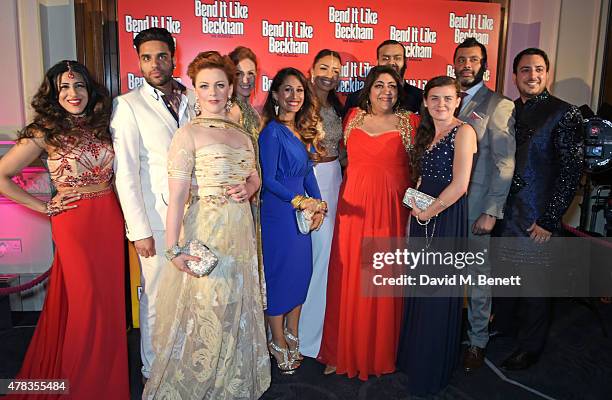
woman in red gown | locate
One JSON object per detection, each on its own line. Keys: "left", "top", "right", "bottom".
{"left": 0, "top": 61, "right": 129, "bottom": 399}
{"left": 318, "top": 66, "right": 419, "bottom": 380}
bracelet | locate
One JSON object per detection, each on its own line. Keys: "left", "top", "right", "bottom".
{"left": 415, "top": 215, "right": 431, "bottom": 225}
{"left": 164, "top": 244, "right": 182, "bottom": 261}
{"left": 436, "top": 197, "right": 447, "bottom": 209}
{"left": 291, "top": 195, "right": 305, "bottom": 209}
{"left": 44, "top": 201, "right": 61, "bottom": 217}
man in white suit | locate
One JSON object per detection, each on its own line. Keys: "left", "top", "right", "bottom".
{"left": 453, "top": 38, "right": 516, "bottom": 371}
{"left": 110, "top": 27, "right": 192, "bottom": 381}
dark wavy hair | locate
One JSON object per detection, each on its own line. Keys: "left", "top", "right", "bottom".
{"left": 357, "top": 65, "right": 402, "bottom": 113}
{"left": 309, "top": 49, "right": 343, "bottom": 117}
{"left": 18, "top": 60, "right": 111, "bottom": 149}
{"left": 411, "top": 75, "right": 461, "bottom": 181}
{"left": 262, "top": 67, "right": 324, "bottom": 160}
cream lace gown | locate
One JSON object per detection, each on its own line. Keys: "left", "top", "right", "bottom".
{"left": 143, "top": 120, "right": 271, "bottom": 400}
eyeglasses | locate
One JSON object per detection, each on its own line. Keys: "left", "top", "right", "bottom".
{"left": 456, "top": 57, "right": 482, "bottom": 65}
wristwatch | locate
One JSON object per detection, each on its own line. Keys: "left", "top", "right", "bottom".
{"left": 164, "top": 244, "right": 182, "bottom": 261}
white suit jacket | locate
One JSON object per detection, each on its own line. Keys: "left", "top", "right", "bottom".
{"left": 110, "top": 80, "right": 193, "bottom": 241}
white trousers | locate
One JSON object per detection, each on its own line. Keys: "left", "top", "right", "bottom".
{"left": 299, "top": 160, "right": 342, "bottom": 357}
{"left": 137, "top": 229, "right": 167, "bottom": 378}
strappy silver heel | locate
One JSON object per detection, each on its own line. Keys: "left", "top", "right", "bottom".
{"left": 268, "top": 341, "right": 299, "bottom": 375}
{"left": 284, "top": 329, "right": 304, "bottom": 362}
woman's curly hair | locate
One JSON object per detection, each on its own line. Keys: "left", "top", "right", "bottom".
{"left": 261, "top": 67, "right": 324, "bottom": 160}
{"left": 18, "top": 60, "right": 111, "bottom": 149}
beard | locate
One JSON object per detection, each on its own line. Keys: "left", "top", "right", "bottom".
{"left": 146, "top": 72, "right": 172, "bottom": 88}
{"left": 458, "top": 66, "right": 485, "bottom": 89}
{"left": 399, "top": 63, "right": 407, "bottom": 84}
{"left": 144, "top": 63, "right": 174, "bottom": 89}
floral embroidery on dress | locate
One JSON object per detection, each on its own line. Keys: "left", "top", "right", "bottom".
{"left": 46, "top": 130, "right": 114, "bottom": 188}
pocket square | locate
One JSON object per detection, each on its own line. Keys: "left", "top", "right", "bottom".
{"left": 470, "top": 111, "right": 484, "bottom": 120}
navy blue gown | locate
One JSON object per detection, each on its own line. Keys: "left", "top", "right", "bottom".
{"left": 397, "top": 125, "right": 467, "bottom": 395}
{"left": 259, "top": 120, "right": 322, "bottom": 316}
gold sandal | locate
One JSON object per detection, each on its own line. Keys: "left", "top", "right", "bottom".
{"left": 268, "top": 341, "right": 299, "bottom": 375}
{"left": 323, "top": 365, "right": 337, "bottom": 375}
{"left": 284, "top": 329, "right": 304, "bottom": 362}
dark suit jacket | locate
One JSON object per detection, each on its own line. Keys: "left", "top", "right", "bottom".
{"left": 494, "top": 90, "right": 584, "bottom": 236}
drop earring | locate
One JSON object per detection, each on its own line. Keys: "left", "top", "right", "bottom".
{"left": 225, "top": 97, "right": 233, "bottom": 113}
{"left": 194, "top": 99, "right": 201, "bottom": 116}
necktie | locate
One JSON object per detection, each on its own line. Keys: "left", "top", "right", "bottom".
{"left": 456, "top": 92, "right": 468, "bottom": 116}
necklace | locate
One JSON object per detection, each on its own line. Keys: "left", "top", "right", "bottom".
{"left": 192, "top": 116, "right": 246, "bottom": 133}
{"left": 278, "top": 119, "right": 295, "bottom": 127}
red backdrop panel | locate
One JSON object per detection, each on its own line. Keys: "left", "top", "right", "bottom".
{"left": 117, "top": 0, "right": 501, "bottom": 108}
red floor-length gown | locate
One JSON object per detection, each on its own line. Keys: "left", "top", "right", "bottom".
{"left": 318, "top": 109, "right": 418, "bottom": 380}
{"left": 8, "top": 131, "right": 129, "bottom": 399}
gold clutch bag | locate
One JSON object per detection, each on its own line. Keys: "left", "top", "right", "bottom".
{"left": 403, "top": 187, "right": 436, "bottom": 210}
{"left": 183, "top": 239, "right": 219, "bottom": 277}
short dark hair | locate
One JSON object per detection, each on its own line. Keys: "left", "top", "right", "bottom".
{"left": 513, "top": 48, "right": 550, "bottom": 73}
{"left": 453, "top": 38, "right": 488, "bottom": 70}
{"left": 376, "top": 40, "right": 405, "bottom": 59}
{"left": 133, "top": 28, "right": 175, "bottom": 57}
{"left": 358, "top": 65, "right": 403, "bottom": 112}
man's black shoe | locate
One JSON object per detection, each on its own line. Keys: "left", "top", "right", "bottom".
{"left": 500, "top": 349, "right": 539, "bottom": 371}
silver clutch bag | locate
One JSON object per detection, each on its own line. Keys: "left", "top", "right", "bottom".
{"left": 403, "top": 187, "right": 436, "bottom": 210}
{"left": 183, "top": 239, "right": 219, "bottom": 277}
{"left": 295, "top": 209, "right": 314, "bottom": 235}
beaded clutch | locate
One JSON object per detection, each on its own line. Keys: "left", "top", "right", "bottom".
{"left": 403, "top": 187, "right": 436, "bottom": 210}
{"left": 295, "top": 209, "right": 314, "bottom": 235}
{"left": 183, "top": 239, "right": 219, "bottom": 277}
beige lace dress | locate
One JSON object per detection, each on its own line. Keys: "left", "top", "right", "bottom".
{"left": 142, "top": 118, "right": 270, "bottom": 400}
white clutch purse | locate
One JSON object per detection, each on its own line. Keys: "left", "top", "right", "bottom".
{"left": 403, "top": 187, "right": 436, "bottom": 210}
{"left": 183, "top": 239, "right": 219, "bottom": 277}
{"left": 295, "top": 209, "right": 314, "bottom": 235}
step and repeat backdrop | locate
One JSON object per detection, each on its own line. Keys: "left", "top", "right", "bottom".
{"left": 117, "top": 0, "right": 502, "bottom": 107}
{"left": 117, "top": 0, "right": 502, "bottom": 326}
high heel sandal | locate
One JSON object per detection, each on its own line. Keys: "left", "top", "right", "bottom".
{"left": 268, "top": 341, "right": 299, "bottom": 375}
{"left": 323, "top": 365, "right": 337, "bottom": 375}
{"left": 284, "top": 329, "right": 304, "bottom": 362}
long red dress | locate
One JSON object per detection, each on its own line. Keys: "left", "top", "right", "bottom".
{"left": 318, "top": 109, "right": 418, "bottom": 380}
{"left": 9, "top": 131, "right": 129, "bottom": 399}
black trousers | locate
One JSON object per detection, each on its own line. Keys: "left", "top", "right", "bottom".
{"left": 493, "top": 296, "right": 552, "bottom": 354}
